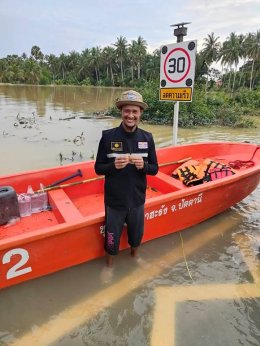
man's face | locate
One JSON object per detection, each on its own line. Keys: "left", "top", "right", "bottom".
{"left": 121, "top": 105, "right": 143, "bottom": 131}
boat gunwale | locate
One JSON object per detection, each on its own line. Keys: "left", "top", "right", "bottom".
{"left": 147, "top": 165, "right": 260, "bottom": 210}
{"left": 0, "top": 141, "right": 258, "bottom": 179}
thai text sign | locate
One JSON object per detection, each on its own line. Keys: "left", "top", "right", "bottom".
{"left": 160, "top": 87, "right": 192, "bottom": 101}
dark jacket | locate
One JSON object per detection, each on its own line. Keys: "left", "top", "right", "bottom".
{"left": 95, "top": 123, "right": 158, "bottom": 209}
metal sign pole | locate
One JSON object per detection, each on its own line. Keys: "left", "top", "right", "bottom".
{"left": 173, "top": 101, "right": 179, "bottom": 145}
{"left": 171, "top": 23, "right": 190, "bottom": 145}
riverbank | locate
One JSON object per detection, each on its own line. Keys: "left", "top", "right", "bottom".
{"left": 245, "top": 115, "right": 260, "bottom": 128}
{"left": 1, "top": 83, "right": 259, "bottom": 129}
{"left": 137, "top": 82, "right": 260, "bottom": 128}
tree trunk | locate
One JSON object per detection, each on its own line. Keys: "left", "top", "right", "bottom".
{"left": 120, "top": 54, "right": 124, "bottom": 83}
{"left": 231, "top": 65, "right": 237, "bottom": 93}
{"left": 95, "top": 67, "right": 99, "bottom": 83}
{"left": 227, "top": 66, "right": 232, "bottom": 91}
{"left": 110, "top": 65, "right": 114, "bottom": 86}
{"left": 238, "top": 70, "right": 243, "bottom": 88}
{"left": 205, "top": 73, "right": 209, "bottom": 94}
{"left": 137, "top": 61, "right": 141, "bottom": 79}
{"left": 250, "top": 59, "right": 255, "bottom": 90}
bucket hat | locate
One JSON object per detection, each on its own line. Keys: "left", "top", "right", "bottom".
{"left": 115, "top": 90, "right": 148, "bottom": 110}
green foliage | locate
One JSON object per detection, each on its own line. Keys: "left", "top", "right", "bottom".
{"left": 234, "top": 88, "right": 260, "bottom": 108}
{"left": 107, "top": 80, "right": 258, "bottom": 128}
{"left": 80, "top": 78, "right": 91, "bottom": 86}
{"left": 39, "top": 67, "right": 52, "bottom": 85}
{"left": 215, "top": 105, "right": 255, "bottom": 127}
{"left": 139, "top": 80, "right": 173, "bottom": 123}
{"left": 180, "top": 93, "right": 215, "bottom": 127}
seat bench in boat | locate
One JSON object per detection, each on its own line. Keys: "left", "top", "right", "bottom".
{"left": 48, "top": 189, "right": 83, "bottom": 223}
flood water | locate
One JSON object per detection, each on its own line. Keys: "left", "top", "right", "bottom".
{"left": 0, "top": 85, "right": 259, "bottom": 346}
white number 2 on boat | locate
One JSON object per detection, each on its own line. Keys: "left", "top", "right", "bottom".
{"left": 2, "top": 248, "right": 32, "bottom": 279}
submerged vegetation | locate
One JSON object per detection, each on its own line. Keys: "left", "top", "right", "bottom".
{"left": 0, "top": 30, "right": 259, "bottom": 128}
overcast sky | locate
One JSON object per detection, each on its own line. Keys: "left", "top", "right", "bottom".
{"left": 1, "top": 0, "right": 259, "bottom": 58}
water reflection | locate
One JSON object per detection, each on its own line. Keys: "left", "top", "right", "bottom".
{"left": 0, "top": 85, "right": 259, "bottom": 346}
{"left": 0, "top": 84, "right": 124, "bottom": 116}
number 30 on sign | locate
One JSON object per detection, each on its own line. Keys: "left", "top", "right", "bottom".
{"left": 160, "top": 40, "right": 197, "bottom": 102}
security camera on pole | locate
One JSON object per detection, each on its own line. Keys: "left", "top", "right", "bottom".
{"left": 160, "top": 23, "right": 197, "bottom": 145}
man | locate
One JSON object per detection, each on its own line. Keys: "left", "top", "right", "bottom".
{"left": 95, "top": 90, "right": 158, "bottom": 267}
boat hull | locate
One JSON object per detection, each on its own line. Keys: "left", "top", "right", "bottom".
{"left": 0, "top": 142, "right": 259, "bottom": 289}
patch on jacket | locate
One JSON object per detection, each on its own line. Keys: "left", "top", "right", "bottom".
{"left": 111, "top": 142, "right": 123, "bottom": 151}
{"left": 138, "top": 141, "right": 148, "bottom": 149}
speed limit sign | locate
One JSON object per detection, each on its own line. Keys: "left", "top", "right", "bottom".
{"left": 160, "top": 40, "right": 197, "bottom": 102}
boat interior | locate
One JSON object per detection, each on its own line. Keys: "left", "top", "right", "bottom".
{"left": 0, "top": 161, "right": 187, "bottom": 240}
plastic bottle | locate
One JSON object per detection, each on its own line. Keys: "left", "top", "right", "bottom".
{"left": 39, "top": 183, "right": 48, "bottom": 211}
{"left": 17, "top": 193, "right": 31, "bottom": 217}
{"left": 27, "top": 185, "right": 39, "bottom": 214}
{"left": 27, "top": 185, "right": 48, "bottom": 213}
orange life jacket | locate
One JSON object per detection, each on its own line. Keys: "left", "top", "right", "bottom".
{"left": 175, "top": 159, "right": 235, "bottom": 186}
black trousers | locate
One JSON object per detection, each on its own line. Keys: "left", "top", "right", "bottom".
{"left": 105, "top": 205, "right": 144, "bottom": 255}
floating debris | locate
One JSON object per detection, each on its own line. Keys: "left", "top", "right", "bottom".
{"left": 59, "top": 115, "right": 76, "bottom": 121}
{"left": 2, "top": 130, "right": 15, "bottom": 137}
{"left": 73, "top": 132, "right": 85, "bottom": 146}
{"left": 90, "top": 151, "right": 95, "bottom": 160}
{"left": 80, "top": 110, "right": 114, "bottom": 120}
{"left": 14, "top": 113, "right": 37, "bottom": 128}
{"left": 59, "top": 151, "right": 83, "bottom": 164}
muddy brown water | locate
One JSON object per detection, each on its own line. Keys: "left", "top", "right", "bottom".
{"left": 0, "top": 85, "right": 259, "bottom": 346}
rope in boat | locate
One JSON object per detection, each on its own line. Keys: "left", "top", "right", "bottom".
{"left": 228, "top": 145, "right": 260, "bottom": 169}
{"left": 179, "top": 232, "right": 194, "bottom": 282}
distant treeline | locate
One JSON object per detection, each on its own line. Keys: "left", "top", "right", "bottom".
{"left": 1, "top": 31, "right": 259, "bottom": 128}
{"left": 0, "top": 31, "right": 259, "bottom": 91}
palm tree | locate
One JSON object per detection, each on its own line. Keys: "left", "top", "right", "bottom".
{"left": 114, "top": 36, "right": 128, "bottom": 84}
{"left": 78, "top": 49, "right": 91, "bottom": 83}
{"left": 23, "top": 58, "right": 41, "bottom": 84}
{"left": 245, "top": 31, "right": 260, "bottom": 90}
{"left": 31, "top": 45, "right": 44, "bottom": 63}
{"left": 0, "top": 59, "right": 8, "bottom": 82}
{"left": 128, "top": 41, "right": 138, "bottom": 81}
{"left": 89, "top": 47, "right": 102, "bottom": 84}
{"left": 133, "top": 36, "right": 147, "bottom": 80}
{"left": 201, "top": 32, "right": 221, "bottom": 92}
{"left": 219, "top": 33, "right": 241, "bottom": 92}
{"left": 46, "top": 54, "right": 58, "bottom": 82}
{"left": 145, "top": 50, "right": 160, "bottom": 81}
{"left": 102, "top": 46, "right": 116, "bottom": 85}
{"left": 57, "top": 53, "right": 68, "bottom": 80}
{"left": 237, "top": 34, "right": 246, "bottom": 88}
{"left": 67, "top": 51, "right": 80, "bottom": 71}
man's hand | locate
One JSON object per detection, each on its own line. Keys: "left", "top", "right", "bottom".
{"left": 114, "top": 155, "right": 130, "bottom": 169}
{"left": 130, "top": 155, "right": 144, "bottom": 170}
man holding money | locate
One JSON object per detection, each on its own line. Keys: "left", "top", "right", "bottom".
{"left": 95, "top": 90, "right": 158, "bottom": 268}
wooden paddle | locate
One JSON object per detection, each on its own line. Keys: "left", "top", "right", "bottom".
{"left": 37, "top": 176, "right": 104, "bottom": 192}
{"left": 158, "top": 157, "right": 192, "bottom": 167}
{"left": 38, "top": 157, "right": 192, "bottom": 192}
{"left": 45, "top": 169, "right": 83, "bottom": 188}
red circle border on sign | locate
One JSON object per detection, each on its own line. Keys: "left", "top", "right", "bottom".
{"left": 163, "top": 47, "right": 191, "bottom": 83}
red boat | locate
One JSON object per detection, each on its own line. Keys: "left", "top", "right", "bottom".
{"left": 0, "top": 142, "right": 259, "bottom": 289}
